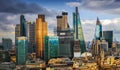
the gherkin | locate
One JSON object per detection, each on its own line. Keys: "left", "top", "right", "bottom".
{"left": 73, "top": 7, "right": 86, "bottom": 53}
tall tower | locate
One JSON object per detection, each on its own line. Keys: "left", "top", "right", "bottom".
{"left": 16, "top": 37, "right": 28, "bottom": 65}
{"left": 15, "top": 24, "right": 20, "bottom": 46}
{"left": 36, "top": 14, "right": 48, "bottom": 58}
{"left": 73, "top": 7, "right": 86, "bottom": 54}
{"left": 95, "top": 17, "right": 102, "bottom": 40}
{"left": 20, "top": 15, "right": 27, "bottom": 36}
{"left": 26, "top": 22, "right": 36, "bottom": 53}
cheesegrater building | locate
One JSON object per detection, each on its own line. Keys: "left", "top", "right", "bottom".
{"left": 73, "top": 7, "right": 86, "bottom": 54}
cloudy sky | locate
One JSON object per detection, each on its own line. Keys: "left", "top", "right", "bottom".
{"left": 0, "top": 0, "right": 120, "bottom": 43}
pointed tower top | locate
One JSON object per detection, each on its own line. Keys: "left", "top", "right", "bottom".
{"left": 96, "top": 17, "right": 101, "bottom": 25}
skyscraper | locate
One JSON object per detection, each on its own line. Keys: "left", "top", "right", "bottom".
{"left": 103, "top": 31, "right": 113, "bottom": 48}
{"left": 15, "top": 24, "right": 20, "bottom": 46}
{"left": 56, "top": 12, "right": 74, "bottom": 58}
{"left": 36, "top": 14, "right": 48, "bottom": 58}
{"left": 26, "top": 22, "right": 36, "bottom": 53}
{"left": 95, "top": 17, "right": 102, "bottom": 40}
{"left": 16, "top": 37, "right": 28, "bottom": 65}
{"left": 2, "top": 38, "right": 12, "bottom": 50}
{"left": 56, "top": 12, "right": 69, "bottom": 31}
{"left": 44, "top": 36, "right": 59, "bottom": 61}
{"left": 20, "top": 15, "right": 27, "bottom": 36}
{"left": 73, "top": 7, "right": 86, "bottom": 53}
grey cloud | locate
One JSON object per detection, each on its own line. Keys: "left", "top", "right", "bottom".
{"left": 0, "top": 0, "right": 57, "bottom": 16}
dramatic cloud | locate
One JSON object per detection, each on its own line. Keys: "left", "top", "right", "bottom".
{"left": 66, "top": 0, "right": 120, "bottom": 14}
{"left": 0, "top": 0, "right": 57, "bottom": 16}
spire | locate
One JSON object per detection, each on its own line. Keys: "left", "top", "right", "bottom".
{"left": 96, "top": 17, "right": 101, "bottom": 25}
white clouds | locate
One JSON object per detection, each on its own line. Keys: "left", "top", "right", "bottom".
{"left": 66, "top": 2, "right": 81, "bottom": 7}
{"left": 66, "top": 0, "right": 120, "bottom": 14}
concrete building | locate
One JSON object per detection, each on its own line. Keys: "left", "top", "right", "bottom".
{"left": 36, "top": 14, "right": 48, "bottom": 58}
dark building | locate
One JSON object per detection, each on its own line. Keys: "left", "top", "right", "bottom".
{"left": 2, "top": 38, "right": 12, "bottom": 51}
{"left": 20, "top": 15, "right": 27, "bottom": 36}
{"left": 57, "top": 29, "right": 74, "bottom": 58}
{"left": 103, "top": 31, "right": 113, "bottom": 48}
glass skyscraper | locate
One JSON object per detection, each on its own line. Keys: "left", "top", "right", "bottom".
{"left": 16, "top": 37, "right": 28, "bottom": 65}
{"left": 44, "top": 36, "right": 59, "bottom": 61}
{"left": 73, "top": 7, "right": 86, "bottom": 53}
{"left": 95, "top": 17, "right": 102, "bottom": 40}
{"left": 20, "top": 15, "right": 27, "bottom": 36}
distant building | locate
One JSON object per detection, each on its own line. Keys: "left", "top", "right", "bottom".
{"left": 73, "top": 7, "right": 86, "bottom": 54}
{"left": 36, "top": 14, "right": 48, "bottom": 58}
{"left": 15, "top": 24, "right": 20, "bottom": 46}
{"left": 0, "top": 50, "right": 10, "bottom": 62}
{"left": 95, "top": 17, "right": 102, "bottom": 40}
{"left": 26, "top": 22, "right": 36, "bottom": 53}
{"left": 2, "top": 38, "right": 12, "bottom": 50}
{"left": 44, "top": 36, "right": 59, "bottom": 61}
{"left": 20, "top": 15, "right": 27, "bottom": 36}
{"left": 16, "top": 37, "right": 28, "bottom": 65}
{"left": 103, "top": 31, "right": 113, "bottom": 48}
{"left": 91, "top": 40, "right": 108, "bottom": 56}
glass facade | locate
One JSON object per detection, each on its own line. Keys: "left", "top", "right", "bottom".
{"left": 16, "top": 37, "right": 28, "bottom": 65}
{"left": 95, "top": 18, "right": 102, "bottom": 40}
{"left": 44, "top": 36, "right": 59, "bottom": 61}
{"left": 73, "top": 7, "right": 86, "bottom": 53}
{"left": 103, "top": 31, "right": 113, "bottom": 48}
{"left": 20, "top": 15, "right": 27, "bottom": 36}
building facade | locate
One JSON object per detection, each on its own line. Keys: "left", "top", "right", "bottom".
{"left": 73, "top": 7, "right": 86, "bottom": 54}
{"left": 20, "top": 15, "right": 27, "bottom": 36}
{"left": 36, "top": 14, "right": 48, "bottom": 58}
{"left": 15, "top": 24, "right": 20, "bottom": 46}
{"left": 2, "top": 38, "right": 12, "bottom": 50}
{"left": 26, "top": 22, "right": 36, "bottom": 53}
{"left": 95, "top": 18, "right": 102, "bottom": 40}
{"left": 16, "top": 37, "right": 28, "bottom": 65}
{"left": 103, "top": 31, "right": 113, "bottom": 48}
{"left": 44, "top": 36, "right": 59, "bottom": 61}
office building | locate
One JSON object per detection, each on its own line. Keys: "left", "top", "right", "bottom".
{"left": 56, "top": 11, "right": 74, "bottom": 58}
{"left": 2, "top": 38, "right": 12, "bottom": 50}
{"left": 57, "top": 29, "right": 74, "bottom": 58}
{"left": 36, "top": 14, "right": 48, "bottom": 58}
{"left": 20, "top": 15, "right": 27, "bottom": 36}
{"left": 73, "top": 7, "right": 86, "bottom": 53}
{"left": 16, "top": 37, "right": 28, "bottom": 65}
{"left": 95, "top": 17, "right": 102, "bottom": 40}
{"left": 103, "top": 31, "right": 113, "bottom": 48}
{"left": 15, "top": 24, "right": 20, "bottom": 46}
{"left": 26, "top": 22, "right": 36, "bottom": 53}
{"left": 44, "top": 36, "right": 59, "bottom": 61}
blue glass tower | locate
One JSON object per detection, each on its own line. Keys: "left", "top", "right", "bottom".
{"left": 95, "top": 17, "right": 102, "bottom": 40}
{"left": 20, "top": 15, "right": 27, "bottom": 36}
{"left": 16, "top": 37, "right": 28, "bottom": 65}
{"left": 73, "top": 7, "right": 86, "bottom": 53}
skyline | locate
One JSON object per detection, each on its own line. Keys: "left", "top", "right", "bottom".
{"left": 0, "top": 0, "right": 120, "bottom": 43}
